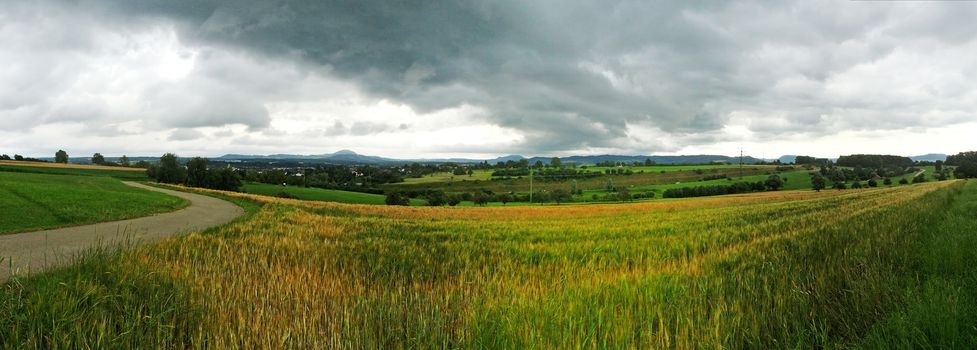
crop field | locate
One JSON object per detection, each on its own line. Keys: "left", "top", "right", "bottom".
{"left": 584, "top": 163, "right": 746, "bottom": 173}
{"left": 581, "top": 169, "right": 816, "bottom": 198}
{"left": 0, "top": 171, "right": 187, "bottom": 234}
{"left": 382, "top": 166, "right": 778, "bottom": 194}
{"left": 3, "top": 180, "right": 974, "bottom": 348}
{"left": 242, "top": 182, "right": 425, "bottom": 206}
{"left": 402, "top": 170, "right": 495, "bottom": 184}
{"left": 0, "top": 161, "right": 150, "bottom": 181}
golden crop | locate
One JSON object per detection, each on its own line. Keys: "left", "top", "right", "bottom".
{"left": 115, "top": 181, "right": 963, "bottom": 348}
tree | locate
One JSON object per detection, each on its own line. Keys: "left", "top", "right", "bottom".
{"left": 899, "top": 178, "right": 909, "bottom": 185}
{"left": 473, "top": 192, "right": 490, "bottom": 206}
{"left": 204, "top": 167, "right": 242, "bottom": 191}
{"left": 119, "top": 155, "right": 130, "bottom": 167}
{"left": 550, "top": 157, "right": 562, "bottom": 168}
{"left": 851, "top": 181, "right": 863, "bottom": 189}
{"left": 91, "top": 153, "right": 105, "bottom": 165}
{"left": 467, "top": 169, "right": 474, "bottom": 177}
{"left": 946, "top": 151, "right": 977, "bottom": 166}
{"left": 533, "top": 160, "right": 544, "bottom": 169}
{"left": 644, "top": 158, "right": 654, "bottom": 166}
{"left": 617, "top": 187, "right": 632, "bottom": 201}
{"left": 385, "top": 192, "right": 410, "bottom": 206}
{"left": 551, "top": 189, "right": 572, "bottom": 204}
{"left": 426, "top": 190, "right": 447, "bottom": 206}
{"left": 55, "top": 150, "right": 68, "bottom": 163}
{"left": 867, "top": 179, "right": 878, "bottom": 187}
{"left": 764, "top": 174, "right": 784, "bottom": 191}
{"left": 811, "top": 174, "right": 826, "bottom": 192}
{"left": 912, "top": 173, "right": 927, "bottom": 183}
{"left": 498, "top": 193, "right": 513, "bottom": 206}
{"left": 570, "top": 180, "right": 578, "bottom": 195}
{"left": 14, "top": 155, "right": 23, "bottom": 161}
{"left": 134, "top": 160, "right": 150, "bottom": 168}
{"left": 446, "top": 194, "right": 462, "bottom": 206}
{"left": 833, "top": 182, "right": 847, "bottom": 190}
{"left": 185, "top": 157, "right": 209, "bottom": 187}
{"left": 935, "top": 160, "right": 944, "bottom": 172}
{"left": 606, "top": 178, "right": 615, "bottom": 192}
{"left": 954, "top": 162, "right": 977, "bottom": 179}
{"left": 883, "top": 178, "right": 892, "bottom": 186}
{"left": 155, "top": 153, "right": 186, "bottom": 184}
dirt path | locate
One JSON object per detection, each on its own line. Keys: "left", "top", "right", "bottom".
{"left": 0, "top": 182, "right": 243, "bottom": 282}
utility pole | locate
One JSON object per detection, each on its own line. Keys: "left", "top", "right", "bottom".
{"left": 529, "top": 165, "right": 534, "bottom": 204}
{"left": 739, "top": 147, "right": 744, "bottom": 179}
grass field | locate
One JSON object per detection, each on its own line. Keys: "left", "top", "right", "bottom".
{"left": 2, "top": 180, "right": 974, "bottom": 348}
{"left": 0, "top": 161, "right": 150, "bottom": 181}
{"left": 584, "top": 164, "right": 746, "bottom": 173}
{"left": 402, "top": 170, "right": 495, "bottom": 184}
{"left": 0, "top": 171, "right": 187, "bottom": 234}
{"left": 581, "top": 169, "right": 816, "bottom": 198}
{"left": 242, "top": 182, "right": 425, "bottom": 206}
{"left": 383, "top": 165, "right": 779, "bottom": 194}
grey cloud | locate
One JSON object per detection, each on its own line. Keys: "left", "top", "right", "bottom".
{"left": 7, "top": 0, "right": 977, "bottom": 154}
{"left": 168, "top": 128, "right": 205, "bottom": 141}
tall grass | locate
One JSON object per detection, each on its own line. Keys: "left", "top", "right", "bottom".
{"left": 2, "top": 181, "right": 975, "bottom": 348}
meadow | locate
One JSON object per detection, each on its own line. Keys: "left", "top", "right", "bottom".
{"left": 402, "top": 169, "right": 495, "bottom": 184}
{"left": 0, "top": 161, "right": 150, "bottom": 181}
{"left": 382, "top": 165, "right": 777, "bottom": 194}
{"left": 2, "top": 179, "right": 974, "bottom": 348}
{"left": 242, "top": 182, "right": 425, "bottom": 206}
{"left": 0, "top": 171, "right": 187, "bottom": 234}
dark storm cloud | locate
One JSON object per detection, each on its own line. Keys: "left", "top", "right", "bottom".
{"left": 6, "top": 0, "right": 977, "bottom": 154}
{"left": 85, "top": 0, "right": 767, "bottom": 150}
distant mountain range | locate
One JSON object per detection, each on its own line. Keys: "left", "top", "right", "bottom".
{"left": 909, "top": 153, "right": 947, "bottom": 162}
{"left": 35, "top": 150, "right": 948, "bottom": 165}
{"left": 215, "top": 150, "right": 765, "bottom": 165}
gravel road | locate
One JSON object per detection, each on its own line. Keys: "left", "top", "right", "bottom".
{"left": 0, "top": 182, "right": 243, "bottom": 282}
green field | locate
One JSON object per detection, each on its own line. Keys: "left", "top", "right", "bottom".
{"left": 402, "top": 169, "right": 495, "bottom": 184}
{"left": 584, "top": 163, "right": 746, "bottom": 173}
{"left": 383, "top": 165, "right": 778, "bottom": 194}
{"left": 3, "top": 180, "right": 976, "bottom": 348}
{"left": 0, "top": 171, "right": 187, "bottom": 234}
{"left": 241, "top": 182, "right": 425, "bottom": 205}
{"left": 0, "top": 164, "right": 150, "bottom": 181}
{"left": 580, "top": 169, "right": 815, "bottom": 198}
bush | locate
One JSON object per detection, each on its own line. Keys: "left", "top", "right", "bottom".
{"left": 446, "top": 194, "right": 462, "bottom": 206}
{"left": 913, "top": 173, "right": 927, "bottom": 183}
{"left": 276, "top": 191, "right": 296, "bottom": 199}
{"left": 473, "top": 192, "right": 490, "bottom": 206}
{"left": 385, "top": 192, "right": 410, "bottom": 206}
{"left": 899, "top": 178, "right": 909, "bottom": 185}
{"left": 883, "top": 178, "right": 892, "bottom": 186}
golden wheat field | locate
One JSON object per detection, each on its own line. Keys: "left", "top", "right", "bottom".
{"left": 4, "top": 180, "right": 977, "bottom": 349}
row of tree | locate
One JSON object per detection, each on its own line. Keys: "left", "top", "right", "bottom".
{"left": 947, "top": 151, "right": 977, "bottom": 178}
{"left": 662, "top": 176, "right": 783, "bottom": 199}
{"left": 147, "top": 154, "right": 242, "bottom": 191}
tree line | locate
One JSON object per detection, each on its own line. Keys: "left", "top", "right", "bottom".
{"left": 147, "top": 154, "right": 242, "bottom": 191}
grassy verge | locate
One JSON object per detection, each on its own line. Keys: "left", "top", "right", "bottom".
{"left": 0, "top": 172, "right": 187, "bottom": 234}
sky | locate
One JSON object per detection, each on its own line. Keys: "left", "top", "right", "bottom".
{"left": 2, "top": 0, "right": 977, "bottom": 159}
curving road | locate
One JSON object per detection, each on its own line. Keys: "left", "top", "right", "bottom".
{"left": 0, "top": 182, "right": 243, "bottom": 282}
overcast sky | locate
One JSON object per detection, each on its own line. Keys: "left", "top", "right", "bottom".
{"left": 3, "top": 1, "right": 977, "bottom": 159}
